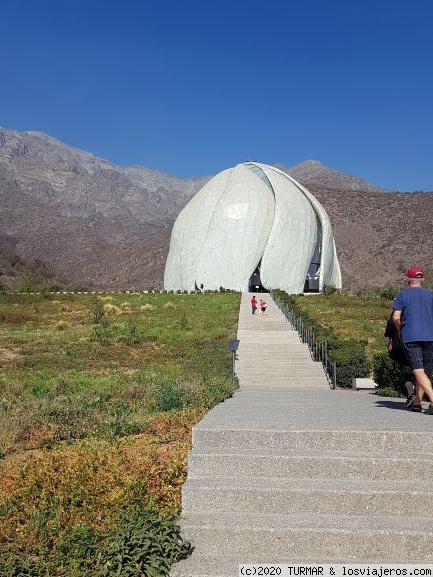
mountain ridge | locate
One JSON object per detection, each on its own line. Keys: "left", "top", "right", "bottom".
{"left": 1, "top": 128, "right": 432, "bottom": 291}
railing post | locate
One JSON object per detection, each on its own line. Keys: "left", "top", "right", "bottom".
{"left": 332, "top": 361, "right": 337, "bottom": 389}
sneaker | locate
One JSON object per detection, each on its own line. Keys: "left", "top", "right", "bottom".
{"left": 412, "top": 404, "right": 422, "bottom": 412}
{"left": 405, "top": 393, "right": 416, "bottom": 408}
{"left": 425, "top": 404, "right": 433, "bottom": 415}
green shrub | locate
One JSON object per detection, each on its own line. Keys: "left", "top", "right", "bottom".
{"left": 0, "top": 506, "right": 191, "bottom": 577}
{"left": 323, "top": 285, "right": 339, "bottom": 296}
{"left": 17, "top": 275, "right": 50, "bottom": 294}
{"left": 154, "top": 379, "right": 184, "bottom": 412}
{"left": 179, "top": 312, "right": 189, "bottom": 330}
{"left": 90, "top": 298, "right": 106, "bottom": 324}
{"left": 328, "top": 339, "right": 370, "bottom": 388}
{"left": 372, "top": 351, "right": 409, "bottom": 396}
{"left": 0, "top": 548, "right": 47, "bottom": 576}
{"left": 122, "top": 317, "right": 142, "bottom": 346}
{"left": 201, "top": 377, "right": 237, "bottom": 408}
{"left": 90, "top": 300, "right": 113, "bottom": 345}
{"left": 379, "top": 286, "right": 399, "bottom": 300}
{"left": 92, "top": 506, "right": 192, "bottom": 576}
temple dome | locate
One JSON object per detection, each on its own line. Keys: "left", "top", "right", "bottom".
{"left": 164, "top": 162, "right": 342, "bottom": 293}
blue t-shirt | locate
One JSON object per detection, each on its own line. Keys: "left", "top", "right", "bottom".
{"left": 393, "top": 287, "right": 433, "bottom": 343}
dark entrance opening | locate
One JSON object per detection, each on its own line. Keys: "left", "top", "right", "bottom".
{"left": 303, "top": 273, "right": 320, "bottom": 293}
{"left": 304, "top": 223, "right": 322, "bottom": 293}
{"left": 249, "top": 265, "right": 265, "bottom": 292}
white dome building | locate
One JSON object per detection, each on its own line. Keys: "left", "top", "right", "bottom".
{"left": 164, "top": 162, "right": 342, "bottom": 293}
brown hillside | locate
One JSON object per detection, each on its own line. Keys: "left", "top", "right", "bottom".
{"left": 1, "top": 128, "right": 432, "bottom": 291}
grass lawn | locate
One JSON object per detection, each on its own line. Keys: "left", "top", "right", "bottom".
{"left": 289, "top": 291, "right": 394, "bottom": 360}
{"left": 0, "top": 291, "right": 241, "bottom": 576}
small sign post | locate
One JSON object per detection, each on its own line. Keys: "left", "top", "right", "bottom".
{"left": 227, "top": 339, "right": 240, "bottom": 384}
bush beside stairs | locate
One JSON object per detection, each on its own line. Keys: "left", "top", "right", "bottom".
{"left": 171, "top": 293, "right": 433, "bottom": 576}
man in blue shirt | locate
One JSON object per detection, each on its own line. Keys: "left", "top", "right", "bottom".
{"left": 393, "top": 266, "right": 433, "bottom": 413}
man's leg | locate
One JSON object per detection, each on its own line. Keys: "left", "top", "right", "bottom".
{"left": 405, "top": 380, "right": 414, "bottom": 396}
{"left": 414, "top": 381, "right": 422, "bottom": 406}
{"left": 403, "top": 343, "right": 430, "bottom": 408}
{"left": 412, "top": 369, "right": 433, "bottom": 404}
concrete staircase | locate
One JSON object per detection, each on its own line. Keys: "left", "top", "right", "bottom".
{"left": 235, "top": 293, "right": 330, "bottom": 389}
{"left": 171, "top": 293, "right": 433, "bottom": 576}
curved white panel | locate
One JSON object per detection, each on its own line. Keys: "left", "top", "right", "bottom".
{"left": 195, "top": 164, "right": 274, "bottom": 291}
{"left": 164, "top": 169, "right": 230, "bottom": 290}
{"left": 255, "top": 164, "right": 318, "bottom": 293}
{"left": 258, "top": 164, "right": 342, "bottom": 291}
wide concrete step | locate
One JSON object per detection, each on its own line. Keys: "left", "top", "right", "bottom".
{"left": 182, "top": 477, "right": 433, "bottom": 516}
{"left": 238, "top": 348, "right": 309, "bottom": 354}
{"left": 238, "top": 343, "right": 306, "bottom": 347}
{"left": 236, "top": 376, "right": 328, "bottom": 382}
{"left": 237, "top": 359, "right": 316, "bottom": 365}
{"left": 176, "top": 512, "right": 433, "bottom": 563}
{"left": 238, "top": 326, "right": 296, "bottom": 330}
{"left": 236, "top": 379, "right": 329, "bottom": 384}
{"left": 239, "top": 325, "right": 297, "bottom": 330}
{"left": 238, "top": 336, "right": 299, "bottom": 340}
{"left": 238, "top": 341, "right": 303, "bottom": 346}
{"left": 239, "top": 343, "right": 301, "bottom": 348}
{"left": 238, "top": 381, "right": 329, "bottom": 387}
{"left": 236, "top": 363, "right": 323, "bottom": 368}
{"left": 236, "top": 367, "right": 326, "bottom": 374}
{"left": 236, "top": 378, "right": 328, "bottom": 383}
{"left": 236, "top": 371, "right": 327, "bottom": 378}
{"left": 188, "top": 450, "right": 433, "bottom": 481}
{"left": 192, "top": 428, "right": 433, "bottom": 453}
{"left": 237, "top": 348, "right": 312, "bottom": 353}
{"left": 236, "top": 358, "right": 323, "bottom": 364}
{"left": 237, "top": 355, "right": 312, "bottom": 361}
{"left": 236, "top": 374, "right": 326, "bottom": 379}
{"left": 239, "top": 385, "right": 330, "bottom": 390}
{"left": 238, "top": 380, "right": 329, "bottom": 385}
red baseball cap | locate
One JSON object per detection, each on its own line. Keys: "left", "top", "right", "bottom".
{"left": 405, "top": 267, "right": 424, "bottom": 278}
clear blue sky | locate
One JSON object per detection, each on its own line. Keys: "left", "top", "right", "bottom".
{"left": 1, "top": 0, "right": 432, "bottom": 191}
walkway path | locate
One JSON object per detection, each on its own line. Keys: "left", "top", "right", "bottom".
{"left": 235, "top": 292, "right": 329, "bottom": 389}
{"left": 171, "top": 293, "right": 433, "bottom": 576}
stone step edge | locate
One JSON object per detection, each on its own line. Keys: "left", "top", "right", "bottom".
{"left": 192, "top": 428, "right": 433, "bottom": 441}
{"left": 183, "top": 476, "right": 433, "bottom": 493}
{"left": 179, "top": 510, "right": 433, "bottom": 532}
{"left": 188, "top": 448, "right": 433, "bottom": 460}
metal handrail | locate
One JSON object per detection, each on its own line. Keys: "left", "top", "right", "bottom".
{"left": 270, "top": 290, "right": 336, "bottom": 389}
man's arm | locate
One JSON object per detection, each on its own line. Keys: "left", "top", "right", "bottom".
{"left": 392, "top": 309, "right": 402, "bottom": 339}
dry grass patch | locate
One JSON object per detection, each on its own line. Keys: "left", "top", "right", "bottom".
{"left": 0, "top": 347, "right": 21, "bottom": 361}
{"left": 0, "top": 408, "right": 204, "bottom": 549}
{"left": 103, "top": 303, "right": 122, "bottom": 315}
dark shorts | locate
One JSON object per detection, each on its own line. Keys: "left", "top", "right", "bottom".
{"left": 403, "top": 341, "right": 433, "bottom": 371}
{"left": 401, "top": 367, "right": 413, "bottom": 383}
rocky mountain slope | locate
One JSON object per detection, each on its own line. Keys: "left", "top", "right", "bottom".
{"left": 0, "top": 129, "right": 205, "bottom": 289}
{"left": 1, "top": 128, "right": 432, "bottom": 291}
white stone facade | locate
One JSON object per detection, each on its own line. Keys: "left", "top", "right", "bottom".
{"left": 164, "top": 162, "right": 342, "bottom": 293}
